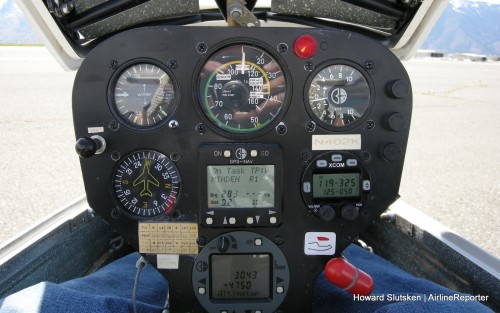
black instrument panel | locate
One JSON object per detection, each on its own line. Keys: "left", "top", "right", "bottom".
{"left": 73, "top": 26, "right": 412, "bottom": 313}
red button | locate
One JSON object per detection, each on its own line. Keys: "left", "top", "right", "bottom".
{"left": 294, "top": 35, "right": 318, "bottom": 59}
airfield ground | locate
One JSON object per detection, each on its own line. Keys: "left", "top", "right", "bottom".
{"left": 0, "top": 47, "right": 498, "bottom": 258}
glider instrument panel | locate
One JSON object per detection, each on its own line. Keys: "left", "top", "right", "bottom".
{"left": 74, "top": 25, "right": 412, "bottom": 312}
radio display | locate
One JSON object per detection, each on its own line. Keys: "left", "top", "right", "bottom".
{"left": 207, "top": 165, "right": 274, "bottom": 208}
{"left": 312, "top": 173, "right": 360, "bottom": 198}
{"left": 210, "top": 254, "right": 271, "bottom": 300}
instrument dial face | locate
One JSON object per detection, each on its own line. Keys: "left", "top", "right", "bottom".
{"left": 306, "top": 64, "right": 370, "bottom": 129}
{"left": 113, "top": 151, "right": 181, "bottom": 217}
{"left": 198, "top": 44, "right": 288, "bottom": 135}
{"left": 110, "top": 61, "right": 178, "bottom": 129}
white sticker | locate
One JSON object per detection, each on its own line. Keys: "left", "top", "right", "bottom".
{"left": 312, "top": 134, "right": 361, "bottom": 151}
{"left": 88, "top": 126, "right": 104, "bottom": 134}
{"left": 304, "top": 232, "right": 336, "bottom": 255}
{"left": 157, "top": 254, "right": 179, "bottom": 269}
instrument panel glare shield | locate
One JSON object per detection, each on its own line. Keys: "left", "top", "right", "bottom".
{"left": 197, "top": 43, "right": 288, "bottom": 136}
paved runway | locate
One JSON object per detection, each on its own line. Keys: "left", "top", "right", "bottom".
{"left": 0, "top": 47, "right": 498, "bottom": 257}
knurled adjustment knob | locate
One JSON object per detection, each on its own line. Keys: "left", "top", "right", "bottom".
{"left": 380, "top": 143, "right": 402, "bottom": 162}
{"left": 216, "top": 235, "right": 230, "bottom": 253}
{"left": 341, "top": 204, "right": 359, "bottom": 221}
{"left": 386, "top": 112, "right": 407, "bottom": 132}
{"left": 386, "top": 79, "right": 410, "bottom": 99}
{"left": 75, "top": 135, "right": 106, "bottom": 158}
{"left": 318, "top": 205, "right": 335, "bottom": 222}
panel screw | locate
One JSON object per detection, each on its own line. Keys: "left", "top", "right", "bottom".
{"left": 111, "top": 151, "right": 121, "bottom": 161}
{"left": 304, "top": 61, "right": 314, "bottom": 71}
{"left": 276, "top": 123, "right": 287, "bottom": 135}
{"left": 301, "top": 151, "right": 312, "bottom": 161}
{"left": 361, "top": 151, "right": 371, "bottom": 161}
{"left": 365, "top": 60, "right": 374, "bottom": 70}
{"left": 108, "top": 120, "right": 119, "bottom": 131}
{"left": 365, "top": 120, "right": 375, "bottom": 130}
{"left": 277, "top": 43, "right": 288, "bottom": 54}
{"left": 170, "top": 210, "right": 181, "bottom": 219}
{"left": 111, "top": 207, "right": 121, "bottom": 219}
{"left": 110, "top": 60, "right": 119, "bottom": 69}
{"left": 197, "top": 236, "right": 207, "bottom": 246}
{"left": 196, "top": 123, "right": 206, "bottom": 134}
{"left": 169, "top": 120, "right": 179, "bottom": 129}
{"left": 305, "top": 121, "right": 316, "bottom": 132}
{"left": 274, "top": 235, "right": 285, "bottom": 245}
{"left": 167, "top": 59, "right": 177, "bottom": 69}
{"left": 170, "top": 152, "right": 180, "bottom": 161}
{"left": 196, "top": 42, "right": 208, "bottom": 54}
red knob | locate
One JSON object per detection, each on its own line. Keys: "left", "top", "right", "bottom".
{"left": 324, "top": 258, "right": 374, "bottom": 295}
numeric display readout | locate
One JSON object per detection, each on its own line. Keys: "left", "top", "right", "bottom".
{"left": 312, "top": 173, "right": 360, "bottom": 198}
{"left": 211, "top": 254, "right": 271, "bottom": 299}
{"left": 207, "top": 165, "right": 274, "bottom": 208}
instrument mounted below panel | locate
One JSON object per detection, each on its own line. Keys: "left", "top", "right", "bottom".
{"left": 73, "top": 25, "right": 412, "bottom": 313}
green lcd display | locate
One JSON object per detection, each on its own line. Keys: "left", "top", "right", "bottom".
{"left": 207, "top": 165, "right": 274, "bottom": 208}
{"left": 210, "top": 254, "right": 271, "bottom": 300}
{"left": 312, "top": 173, "right": 360, "bottom": 198}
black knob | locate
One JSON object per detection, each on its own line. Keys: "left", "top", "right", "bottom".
{"left": 75, "top": 135, "right": 106, "bottom": 158}
{"left": 387, "top": 79, "right": 410, "bottom": 99}
{"left": 341, "top": 204, "right": 359, "bottom": 221}
{"left": 318, "top": 205, "right": 335, "bottom": 222}
{"left": 386, "top": 112, "right": 407, "bottom": 132}
{"left": 217, "top": 236, "right": 230, "bottom": 252}
{"left": 75, "top": 137, "right": 97, "bottom": 158}
{"left": 380, "top": 143, "right": 402, "bottom": 162}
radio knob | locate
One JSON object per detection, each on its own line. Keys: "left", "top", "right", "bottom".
{"left": 341, "top": 204, "right": 359, "bottom": 221}
{"left": 318, "top": 205, "right": 335, "bottom": 222}
{"left": 216, "top": 236, "right": 230, "bottom": 252}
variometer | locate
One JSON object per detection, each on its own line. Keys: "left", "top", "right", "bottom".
{"left": 305, "top": 63, "right": 371, "bottom": 130}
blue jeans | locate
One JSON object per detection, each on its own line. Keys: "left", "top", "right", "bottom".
{"left": 0, "top": 244, "right": 493, "bottom": 312}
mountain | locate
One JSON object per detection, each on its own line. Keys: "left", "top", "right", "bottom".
{"left": 1, "top": 0, "right": 499, "bottom": 55}
{"left": 0, "top": 0, "right": 41, "bottom": 44}
{"left": 421, "top": 0, "right": 500, "bottom": 55}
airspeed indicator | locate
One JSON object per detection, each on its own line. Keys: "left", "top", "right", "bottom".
{"left": 198, "top": 44, "right": 288, "bottom": 135}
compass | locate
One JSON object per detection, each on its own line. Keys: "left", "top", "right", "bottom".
{"left": 113, "top": 150, "right": 181, "bottom": 217}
